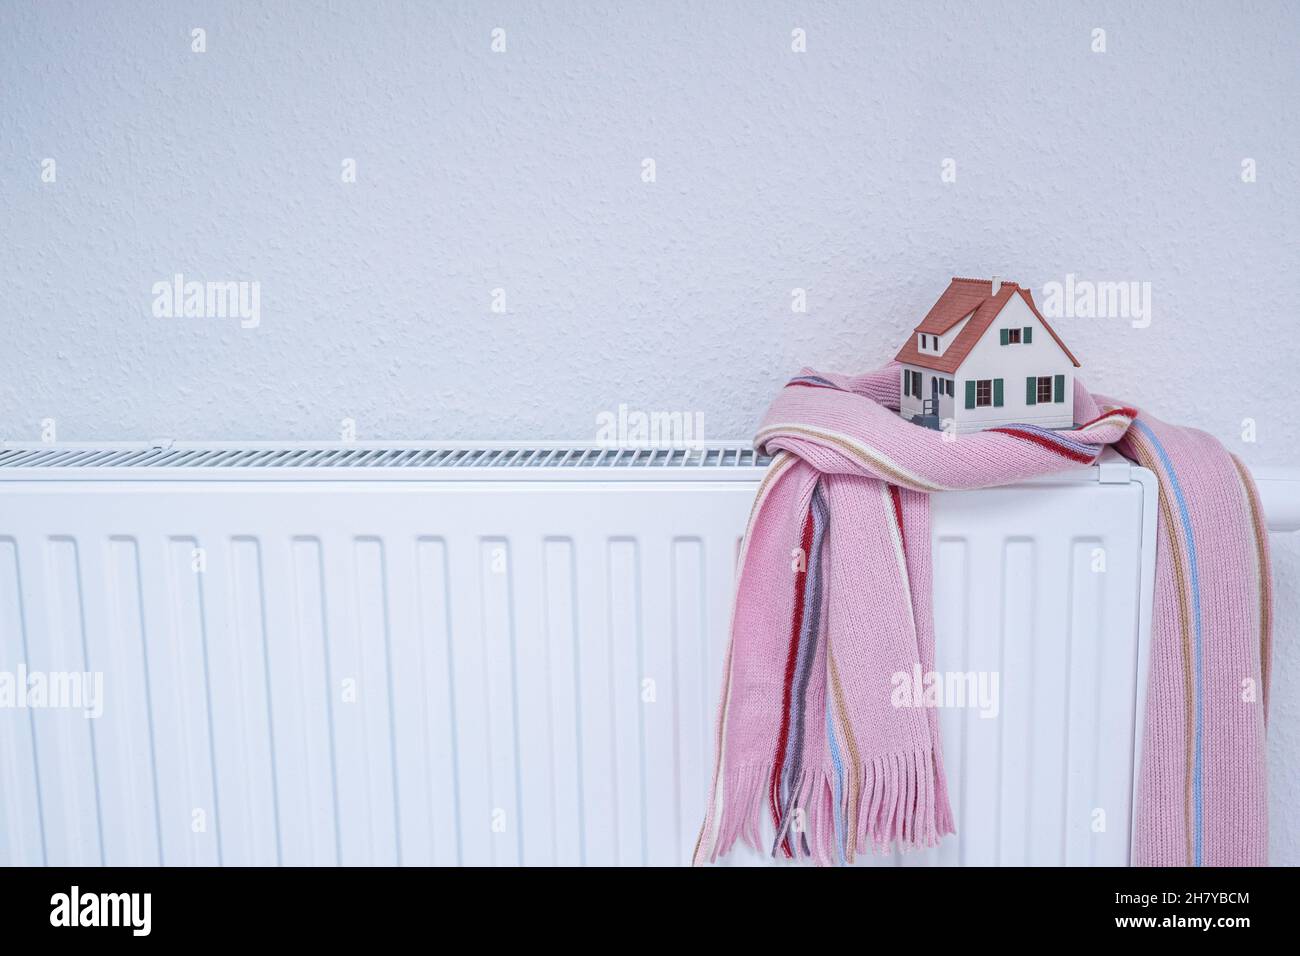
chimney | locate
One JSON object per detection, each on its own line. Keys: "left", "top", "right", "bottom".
{"left": 991, "top": 275, "right": 1002, "bottom": 295}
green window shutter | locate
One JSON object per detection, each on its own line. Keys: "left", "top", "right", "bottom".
{"left": 1023, "top": 326, "right": 1032, "bottom": 343}
{"left": 964, "top": 380, "right": 976, "bottom": 409}
{"left": 1025, "top": 376, "right": 1037, "bottom": 405}
{"left": 993, "top": 378, "right": 1004, "bottom": 407}
{"left": 999, "top": 328, "right": 1009, "bottom": 345}
{"left": 1054, "top": 374, "right": 1065, "bottom": 403}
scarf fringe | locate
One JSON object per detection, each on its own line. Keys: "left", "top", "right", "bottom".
{"left": 708, "top": 750, "right": 956, "bottom": 865}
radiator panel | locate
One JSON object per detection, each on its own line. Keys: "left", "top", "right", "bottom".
{"left": 0, "top": 466, "right": 1154, "bottom": 867}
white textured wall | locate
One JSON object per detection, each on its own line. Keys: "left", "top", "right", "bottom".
{"left": 1, "top": 0, "right": 1297, "bottom": 864}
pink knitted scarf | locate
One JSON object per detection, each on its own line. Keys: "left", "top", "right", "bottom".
{"left": 694, "top": 364, "right": 1272, "bottom": 866}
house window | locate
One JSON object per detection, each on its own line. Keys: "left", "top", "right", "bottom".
{"left": 1007, "top": 328, "right": 1021, "bottom": 344}
{"left": 945, "top": 379, "right": 953, "bottom": 397}
{"left": 919, "top": 334, "right": 927, "bottom": 350}
{"left": 1037, "top": 376, "right": 1053, "bottom": 404}
{"left": 976, "top": 379, "right": 992, "bottom": 407}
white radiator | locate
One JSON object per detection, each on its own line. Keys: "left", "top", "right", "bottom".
{"left": 0, "top": 441, "right": 1293, "bottom": 867}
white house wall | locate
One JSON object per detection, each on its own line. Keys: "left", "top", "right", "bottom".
{"left": 899, "top": 363, "right": 956, "bottom": 423}
{"left": 953, "top": 295, "right": 1074, "bottom": 433}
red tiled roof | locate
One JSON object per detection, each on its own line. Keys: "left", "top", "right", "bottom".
{"left": 894, "top": 277, "right": 1080, "bottom": 374}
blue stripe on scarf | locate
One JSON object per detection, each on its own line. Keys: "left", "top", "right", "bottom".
{"left": 1133, "top": 418, "right": 1203, "bottom": 866}
{"left": 1003, "top": 421, "right": 1100, "bottom": 457}
{"left": 826, "top": 696, "right": 847, "bottom": 865}
{"left": 788, "top": 374, "right": 840, "bottom": 389}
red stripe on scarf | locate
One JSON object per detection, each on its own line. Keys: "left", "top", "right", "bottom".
{"left": 769, "top": 503, "right": 815, "bottom": 858}
{"left": 888, "top": 485, "right": 907, "bottom": 559}
{"left": 1074, "top": 406, "right": 1138, "bottom": 430}
{"left": 989, "top": 426, "right": 1097, "bottom": 464}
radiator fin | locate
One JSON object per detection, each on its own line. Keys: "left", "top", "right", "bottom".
{"left": 0, "top": 538, "right": 45, "bottom": 866}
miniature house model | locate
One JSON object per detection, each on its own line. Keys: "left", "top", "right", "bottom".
{"left": 896, "top": 277, "right": 1079, "bottom": 433}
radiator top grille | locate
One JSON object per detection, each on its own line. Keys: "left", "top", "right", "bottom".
{"left": 0, "top": 443, "right": 772, "bottom": 477}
